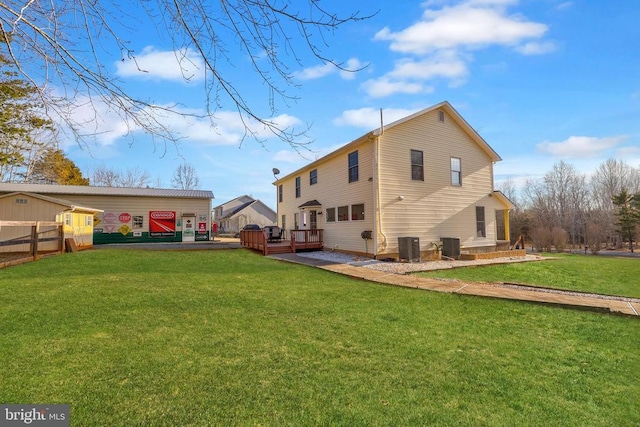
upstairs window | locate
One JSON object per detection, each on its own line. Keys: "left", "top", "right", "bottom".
{"left": 278, "top": 184, "right": 283, "bottom": 203}
{"left": 295, "top": 176, "right": 301, "bottom": 198}
{"left": 411, "top": 149, "right": 424, "bottom": 181}
{"left": 451, "top": 157, "right": 462, "bottom": 186}
{"left": 310, "top": 169, "right": 318, "bottom": 185}
{"left": 348, "top": 151, "right": 359, "bottom": 183}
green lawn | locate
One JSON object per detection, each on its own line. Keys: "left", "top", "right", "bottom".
{"left": 1, "top": 249, "right": 638, "bottom": 426}
{"left": 417, "top": 253, "right": 640, "bottom": 298}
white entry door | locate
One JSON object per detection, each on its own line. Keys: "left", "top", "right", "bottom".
{"left": 182, "top": 216, "right": 195, "bottom": 242}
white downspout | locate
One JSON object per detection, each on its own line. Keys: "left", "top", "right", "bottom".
{"left": 374, "top": 109, "right": 388, "bottom": 257}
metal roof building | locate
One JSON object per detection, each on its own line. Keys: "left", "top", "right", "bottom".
{"left": 0, "top": 184, "right": 215, "bottom": 245}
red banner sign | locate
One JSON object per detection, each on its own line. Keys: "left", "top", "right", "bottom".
{"left": 149, "top": 211, "right": 176, "bottom": 237}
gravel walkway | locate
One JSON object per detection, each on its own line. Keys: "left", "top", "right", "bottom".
{"left": 295, "top": 251, "right": 545, "bottom": 274}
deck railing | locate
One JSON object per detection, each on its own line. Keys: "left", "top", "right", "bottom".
{"left": 239, "top": 229, "right": 267, "bottom": 253}
{"left": 290, "top": 229, "right": 324, "bottom": 252}
{"left": 240, "top": 228, "right": 323, "bottom": 255}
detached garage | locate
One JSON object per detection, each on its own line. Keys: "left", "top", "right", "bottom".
{"left": 0, "top": 184, "right": 214, "bottom": 245}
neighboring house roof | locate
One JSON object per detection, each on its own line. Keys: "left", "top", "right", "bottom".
{"left": 218, "top": 200, "right": 255, "bottom": 220}
{"left": 0, "top": 183, "right": 214, "bottom": 199}
{"left": 212, "top": 194, "right": 253, "bottom": 210}
{"left": 0, "top": 192, "right": 103, "bottom": 213}
{"left": 214, "top": 196, "right": 276, "bottom": 221}
{"left": 274, "top": 101, "right": 501, "bottom": 185}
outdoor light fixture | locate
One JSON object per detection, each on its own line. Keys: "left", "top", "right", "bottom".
{"left": 398, "top": 196, "right": 405, "bottom": 200}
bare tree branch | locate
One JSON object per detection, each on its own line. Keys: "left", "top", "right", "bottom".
{"left": 0, "top": 1, "right": 374, "bottom": 151}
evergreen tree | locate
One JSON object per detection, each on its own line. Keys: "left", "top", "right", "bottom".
{"left": 0, "top": 54, "right": 55, "bottom": 181}
{"left": 612, "top": 189, "right": 640, "bottom": 252}
{"left": 31, "top": 148, "right": 89, "bottom": 185}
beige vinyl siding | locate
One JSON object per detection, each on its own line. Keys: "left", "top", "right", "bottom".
{"left": 0, "top": 194, "right": 66, "bottom": 252}
{"left": 277, "top": 139, "right": 375, "bottom": 254}
{"left": 377, "top": 108, "right": 499, "bottom": 254}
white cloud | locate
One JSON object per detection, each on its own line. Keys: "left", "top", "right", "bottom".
{"left": 361, "top": 77, "right": 431, "bottom": 98}
{"left": 515, "top": 41, "right": 557, "bottom": 55}
{"left": 57, "top": 93, "right": 303, "bottom": 149}
{"left": 389, "top": 50, "right": 469, "bottom": 84}
{"left": 537, "top": 135, "right": 628, "bottom": 158}
{"left": 368, "top": 0, "right": 553, "bottom": 97}
{"left": 333, "top": 107, "right": 421, "bottom": 129}
{"left": 556, "top": 2, "right": 573, "bottom": 11}
{"left": 115, "top": 46, "right": 205, "bottom": 82}
{"left": 339, "top": 58, "right": 367, "bottom": 80}
{"left": 295, "top": 57, "right": 366, "bottom": 81}
{"left": 375, "top": 2, "right": 548, "bottom": 55}
{"left": 295, "top": 63, "right": 336, "bottom": 81}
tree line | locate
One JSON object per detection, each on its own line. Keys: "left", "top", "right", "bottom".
{"left": 502, "top": 160, "right": 640, "bottom": 253}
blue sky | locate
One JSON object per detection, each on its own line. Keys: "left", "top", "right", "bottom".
{"left": 61, "top": 0, "right": 640, "bottom": 210}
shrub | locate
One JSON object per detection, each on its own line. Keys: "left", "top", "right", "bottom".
{"left": 530, "top": 226, "right": 553, "bottom": 252}
{"left": 586, "top": 223, "right": 605, "bottom": 254}
{"left": 551, "top": 227, "right": 568, "bottom": 252}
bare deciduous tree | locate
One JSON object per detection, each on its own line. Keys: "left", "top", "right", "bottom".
{"left": 523, "top": 161, "right": 590, "bottom": 248}
{"left": 91, "top": 165, "right": 151, "bottom": 188}
{"left": 0, "top": 1, "right": 372, "bottom": 151}
{"left": 171, "top": 163, "right": 199, "bottom": 190}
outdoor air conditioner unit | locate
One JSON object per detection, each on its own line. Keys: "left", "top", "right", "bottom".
{"left": 398, "top": 237, "right": 420, "bottom": 262}
{"left": 441, "top": 237, "right": 461, "bottom": 259}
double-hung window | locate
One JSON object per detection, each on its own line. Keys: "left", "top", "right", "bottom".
{"left": 476, "top": 206, "right": 486, "bottom": 238}
{"left": 295, "top": 176, "right": 301, "bottom": 198}
{"left": 278, "top": 184, "right": 283, "bottom": 203}
{"left": 338, "top": 206, "right": 349, "bottom": 221}
{"left": 351, "top": 204, "right": 365, "bottom": 221}
{"left": 310, "top": 169, "right": 318, "bottom": 185}
{"left": 348, "top": 151, "right": 359, "bottom": 183}
{"left": 451, "top": 157, "right": 462, "bottom": 186}
{"left": 411, "top": 149, "right": 424, "bottom": 181}
{"left": 326, "top": 208, "right": 336, "bottom": 222}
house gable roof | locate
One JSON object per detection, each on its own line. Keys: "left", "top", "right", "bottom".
{"left": 274, "top": 101, "right": 501, "bottom": 184}
{"left": 372, "top": 101, "right": 501, "bottom": 162}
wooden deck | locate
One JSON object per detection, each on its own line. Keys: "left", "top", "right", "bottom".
{"left": 240, "top": 229, "right": 324, "bottom": 255}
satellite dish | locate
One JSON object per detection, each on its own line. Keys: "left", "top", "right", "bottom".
{"left": 272, "top": 168, "right": 280, "bottom": 178}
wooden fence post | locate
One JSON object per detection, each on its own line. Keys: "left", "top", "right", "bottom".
{"left": 30, "top": 223, "right": 40, "bottom": 260}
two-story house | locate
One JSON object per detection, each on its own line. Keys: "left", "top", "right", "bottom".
{"left": 273, "top": 101, "right": 514, "bottom": 259}
{"left": 213, "top": 195, "right": 276, "bottom": 235}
